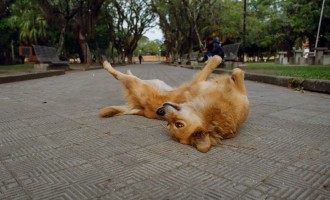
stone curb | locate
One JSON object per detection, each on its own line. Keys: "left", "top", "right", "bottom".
{"left": 0, "top": 64, "right": 131, "bottom": 85}
{"left": 302, "top": 79, "right": 330, "bottom": 93}
{"left": 176, "top": 64, "right": 330, "bottom": 94}
{"left": 215, "top": 68, "right": 330, "bottom": 94}
{"left": 0, "top": 70, "right": 65, "bottom": 84}
{"left": 69, "top": 66, "right": 103, "bottom": 71}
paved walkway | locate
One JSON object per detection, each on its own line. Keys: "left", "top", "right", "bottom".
{"left": 0, "top": 62, "right": 329, "bottom": 199}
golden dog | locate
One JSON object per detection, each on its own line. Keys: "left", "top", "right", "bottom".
{"left": 99, "top": 56, "right": 249, "bottom": 153}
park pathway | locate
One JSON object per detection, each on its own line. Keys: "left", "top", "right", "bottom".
{"left": 0, "top": 61, "right": 329, "bottom": 199}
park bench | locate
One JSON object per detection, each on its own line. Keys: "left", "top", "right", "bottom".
{"left": 180, "top": 51, "right": 203, "bottom": 65}
{"left": 222, "top": 43, "right": 240, "bottom": 61}
{"left": 221, "top": 43, "right": 241, "bottom": 68}
{"left": 32, "top": 45, "right": 69, "bottom": 66}
{"left": 179, "top": 43, "right": 241, "bottom": 68}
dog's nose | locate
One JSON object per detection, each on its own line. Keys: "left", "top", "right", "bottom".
{"left": 156, "top": 107, "right": 165, "bottom": 116}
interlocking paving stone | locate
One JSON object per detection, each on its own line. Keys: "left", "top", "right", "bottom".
{"left": 89, "top": 116, "right": 145, "bottom": 135}
{"left": 245, "top": 167, "right": 330, "bottom": 200}
{"left": 115, "top": 127, "right": 170, "bottom": 147}
{"left": 0, "top": 62, "right": 329, "bottom": 199}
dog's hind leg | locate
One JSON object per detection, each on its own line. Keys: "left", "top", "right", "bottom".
{"left": 103, "top": 61, "right": 129, "bottom": 80}
{"left": 231, "top": 68, "right": 247, "bottom": 95}
{"left": 102, "top": 61, "right": 145, "bottom": 90}
{"left": 99, "top": 105, "right": 142, "bottom": 117}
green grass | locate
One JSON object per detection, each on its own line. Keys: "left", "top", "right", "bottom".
{"left": 0, "top": 64, "right": 34, "bottom": 70}
{"left": 245, "top": 63, "right": 330, "bottom": 80}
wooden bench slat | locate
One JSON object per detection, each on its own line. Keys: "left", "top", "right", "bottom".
{"left": 32, "top": 45, "right": 69, "bottom": 65}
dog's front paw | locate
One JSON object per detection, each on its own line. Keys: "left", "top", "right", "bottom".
{"left": 206, "top": 56, "right": 222, "bottom": 70}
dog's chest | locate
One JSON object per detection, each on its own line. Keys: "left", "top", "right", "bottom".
{"left": 199, "top": 81, "right": 223, "bottom": 92}
{"left": 199, "top": 81, "right": 213, "bottom": 91}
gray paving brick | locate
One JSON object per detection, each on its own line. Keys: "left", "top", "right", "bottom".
{"left": 93, "top": 148, "right": 182, "bottom": 190}
{"left": 248, "top": 167, "right": 330, "bottom": 200}
{"left": 139, "top": 164, "right": 247, "bottom": 199}
{"left": 18, "top": 163, "right": 113, "bottom": 199}
{"left": 0, "top": 136, "right": 60, "bottom": 160}
{"left": 0, "top": 62, "right": 330, "bottom": 199}
{"left": 89, "top": 115, "right": 145, "bottom": 135}
{"left": 65, "top": 135, "right": 140, "bottom": 161}
{"left": 115, "top": 126, "right": 170, "bottom": 147}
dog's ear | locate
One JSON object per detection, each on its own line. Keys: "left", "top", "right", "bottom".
{"left": 191, "top": 129, "right": 212, "bottom": 153}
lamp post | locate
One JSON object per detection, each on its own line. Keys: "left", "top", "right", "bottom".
{"left": 122, "top": 48, "right": 125, "bottom": 63}
{"left": 314, "top": 0, "right": 326, "bottom": 56}
{"left": 242, "top": 0, "right": 247, "bottom": 63}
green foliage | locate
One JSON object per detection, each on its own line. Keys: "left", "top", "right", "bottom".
{"left": 246, "top": 0, "right": 330, "bottom": 58}
{"left": 0, "top": 18, "right": 15, "bottom": 46}
{"left": 135, "top": 39, "right": 162, "bottom": 55}
{"left": 0, "top": 12, "right": 19, "bottom": 64}
{"left": 208, "top": 0, "right": 243, "bottom": 41}
{"left": 8, "top": 0, "right": 48, "bottom": 45}
{"left": 107, "top": 0, "right": 156, "bottom": 62}
{"left": 1, "top": 0, "right": 329, "bottom": 65}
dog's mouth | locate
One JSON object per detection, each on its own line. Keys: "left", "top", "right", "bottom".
{"left": 156, "top": 102, "right": 181, "bottom": 116}
{"left": 163, "top": 102, "right": 181, "bottom": 111}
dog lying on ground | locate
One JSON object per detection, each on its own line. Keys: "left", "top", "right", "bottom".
{"left": 99, "top": 56, "right": 249, "bottom": 153}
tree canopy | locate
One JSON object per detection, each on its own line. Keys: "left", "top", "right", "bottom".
{"left": 0, "top": 0, "right": 329, "bottom": 65}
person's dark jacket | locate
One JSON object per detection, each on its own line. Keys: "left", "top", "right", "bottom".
{"left": 212, "top": 40, "right": 224, "bottom": 59}
{"left": 206, "top": 42, "right": 214, "bottom": 52}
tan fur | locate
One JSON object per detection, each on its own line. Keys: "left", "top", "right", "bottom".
{"left": 99, "top": 56, "right": 249, "bottom": 153}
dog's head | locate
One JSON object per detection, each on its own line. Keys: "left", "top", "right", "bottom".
{"left": 156, "top": 102, "right": 221, "bottom": 153}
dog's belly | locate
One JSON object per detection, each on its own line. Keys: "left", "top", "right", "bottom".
{"left": 199, "top": 80, "right": 228, "bottom": 94}
{"left": 143, "top": 79, "right": 174, "bottom": 91}
{"left": 199, "top": 81, "right": 213, "bottom": 91}
{"left": 242, "top": 95, "right": 249, "bottom": 105}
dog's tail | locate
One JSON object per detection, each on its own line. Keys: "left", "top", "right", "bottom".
{"left": 99, "top": 105, "right": 142, "bottom": 117}
{"left": 99, "top": 106, "right": 127, "bottom": 117}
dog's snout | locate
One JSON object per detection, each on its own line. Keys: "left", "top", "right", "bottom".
{"left": 156, "top": 107, "right": 166, "bottom": 116}
{"left": 163, "top": 102, "right": 181, "bottom": 111}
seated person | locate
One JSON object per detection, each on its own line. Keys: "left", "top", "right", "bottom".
{"left": 203, "top": 37, "right": 224, "bottom": 62}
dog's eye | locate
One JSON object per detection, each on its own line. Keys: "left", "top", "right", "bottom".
{"left": 175, "top": 122, "right": 184, "bottom": 128}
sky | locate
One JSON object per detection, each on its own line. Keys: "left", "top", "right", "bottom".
{"left": 144, "top": 26, "right": 164, "bottom": 41}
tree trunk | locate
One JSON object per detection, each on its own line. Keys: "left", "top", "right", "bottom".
{"left": 120, "top": 49, "right": 125, "bottom": 64}
{"left": 194, "top": 23, "right": 204, "bottom": 50}
{"left": 127, "top": 52, "right": 133, "bottom": 64}
{"left": 187, "top": 37, "right": 194, "bottom": 64}
{"left": 57, "top": 24, "right": 66, "bottom": 55}
{"left": 11, "top": 40, "right": 15, "bottom": 64}
{"left": 79, "top": 31, "right": 92, "bottom": 64}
